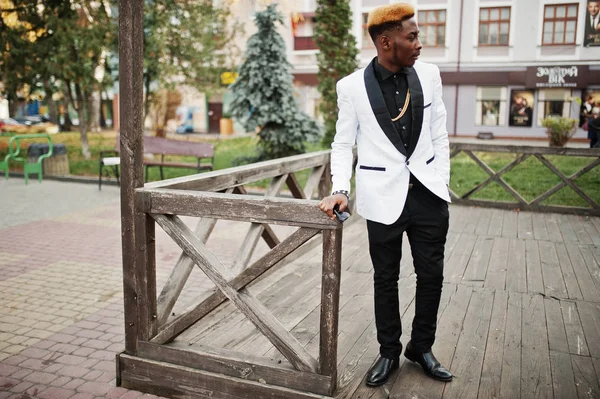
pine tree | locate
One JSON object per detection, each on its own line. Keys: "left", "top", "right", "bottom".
{"left": 229, "top": 4, "right": 320, "bottom": 161}
{"left": 314, "top": 0, "right": 359, "bottom": 146}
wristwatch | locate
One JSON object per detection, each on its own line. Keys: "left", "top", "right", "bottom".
{"left": 332, "top": 190, "right": 350, "bottom": 200}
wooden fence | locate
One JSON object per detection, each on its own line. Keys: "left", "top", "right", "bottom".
{"left": 449, "top": 143, "right": 600, "bottom": 216}
{"left": 116, "top": 150, "right": 350, "bottom": 398}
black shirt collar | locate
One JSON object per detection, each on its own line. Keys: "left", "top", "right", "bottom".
{"left": 374, "top": 58, "right": 410, "bottom": 82}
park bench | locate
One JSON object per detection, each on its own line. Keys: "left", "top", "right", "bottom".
{"left": 98, "top": 135, "right": 214, "bottom": 189}
{"left": 0, "top": 133, "right": 54, "bottom": 184}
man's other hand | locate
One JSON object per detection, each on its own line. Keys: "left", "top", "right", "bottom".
{"left": 318, "top": 194, "right": 349, "bottom": 220}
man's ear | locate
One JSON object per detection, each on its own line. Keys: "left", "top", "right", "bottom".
{"left": 379, "top": 35, "right": 390, "bottom": 50}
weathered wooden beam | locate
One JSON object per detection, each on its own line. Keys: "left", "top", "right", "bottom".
{"left": 156, "top": 218, "right": 217, "bottom": 326}
{"left": 534, "top": 154, "right": 599, "bottom": 208}
{"left": 318, "top": 163, "right": 332, "bottom": 200}
{"left": 137, "top": 342, "right": 333, "bottom": 396}
{"left": 118, "top": 353, "right": 332, "bottom": 399}
{"left": 262, "top": 224, "right": 280, "bottom": 248}
{"left": 451, "top": 198, "right": 600, "bottom": 216}
{"left": 139, "top": 188, "right": 339, "bottom": 229}
{"left": 287, "top": 173, "right": 307, "bottom": 199}
{"left": 530, "top": 157, "right": 600, "bottom": 206}
{"left": 461, "top": 154, "right": 529, "bottom": 200}
{"left": 464, "top": 150, "right": 528, "bottom": 205}
{"left": 119, "top": 0, "right": 154, "bottom": 354}
{"left": 319, "top": 228, "right": 342, "bottom": 393}
{"left": 232, "top": 175, "right": 287, "bottom": 274}
{"left": 304, "top": 165, "right": 326, "bottom": 200}
{"left": 152, "top": 214, "right": 319, "bottom": 372}
{"left": 151, "top": 227, "right": 320, "bottom": 345}
{"left": 450, "top": 143, "right": 600, "bottom": 157}
{"left": 144, "top": 150, "right": 331, "bottom": 191}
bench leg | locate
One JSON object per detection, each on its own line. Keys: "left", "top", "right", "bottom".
{"left": 114, "top": 165, "right": 120, "bottom": 185}
{"left": 99, "top": 162, "right": 104, "bottom": 190}
{"left": 160, "top": 166, "right": 164, "bottom": 181}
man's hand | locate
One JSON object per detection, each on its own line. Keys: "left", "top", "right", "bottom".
{"left": 318, "top": 194, "right": 349, "bottom": 220}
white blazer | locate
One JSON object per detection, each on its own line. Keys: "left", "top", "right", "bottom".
{"left": 330, "top": 58, "right": 451, "bottom": 225}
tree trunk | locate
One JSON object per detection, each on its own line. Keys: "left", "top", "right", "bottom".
{"left": 75, "top": 83, "right": 91, "bottom": 159}
{"left": 43, "top": 79, "right": 59, "bottom": 125}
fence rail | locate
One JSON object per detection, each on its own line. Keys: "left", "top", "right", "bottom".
{"left": 449, "top": 143, "right": 600, "bottom": 216}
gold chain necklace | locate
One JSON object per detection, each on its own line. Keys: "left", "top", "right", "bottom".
{"left": 391, "top": 89, "right": 411, "bottom": 122}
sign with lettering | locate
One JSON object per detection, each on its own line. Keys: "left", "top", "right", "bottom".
{"left": 526, "top": 65, "right": 588, "bottom": 88}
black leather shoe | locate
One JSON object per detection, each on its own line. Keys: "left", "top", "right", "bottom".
{"left": 366, "top": 356, "right": 399, "bottom": 387}
{"left": 404, "top": 342, "right": 453, "bottom": 382}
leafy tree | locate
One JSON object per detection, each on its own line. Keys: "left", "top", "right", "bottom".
{"left": 229, "top": 4, "right": 320, "bottom": 161}
{"left": 0, "top": 0, "right": 114, "bottom": 158}
{"left": 142, "top": 0, "right": 242, "bottom": 130}
{"left": 314, "top": 0, "right": 359, "bottom": 146}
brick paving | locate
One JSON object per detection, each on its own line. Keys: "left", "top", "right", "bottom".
{"left": 0, "top": 178, "right": 285, "bottom": 398}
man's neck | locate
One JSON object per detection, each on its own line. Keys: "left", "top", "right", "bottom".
{"left": 377, "top": 58, "right": 405, "bottom": 74}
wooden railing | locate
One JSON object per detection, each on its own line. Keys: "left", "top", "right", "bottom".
{"left": 449, "top": 143, "right": 600, "bottom": 216}
{"left": 118, "top": 150, "right": 348, "bottom": 398}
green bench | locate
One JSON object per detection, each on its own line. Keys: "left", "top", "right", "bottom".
{"left": 0, "top": 133, "right": 54, "bottom": 184}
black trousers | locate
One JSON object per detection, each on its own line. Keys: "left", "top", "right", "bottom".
{"left": 366, "top": 181, "right": 449, "bottom": 359}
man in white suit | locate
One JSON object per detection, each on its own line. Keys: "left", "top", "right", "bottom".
{"left": 319, "top": 3, "right": 452, "bottom": 387}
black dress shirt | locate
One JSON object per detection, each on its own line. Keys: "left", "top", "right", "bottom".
{"left": 373, "top": 59, "right": 412, "bottom": 150}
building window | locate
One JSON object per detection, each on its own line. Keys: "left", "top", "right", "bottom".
{"left": 542, "top": 3, "right": 578, "bottom": 45}
{"left": 479, "top": 7, "right": 510, "bottom": 46}
{"left": 537, "top": 89, "right": 572, "bottom": 126}
{"left": 292, "top": 13, "right": 317, "bottom": 50}
{"left": 418, "top": 9, "right": 446, "bottom": 47}
{"left": 476, "top": 87, "right": 507, "bottom": 126}
{"left": 362, "top": 13, "right": 375, "bottom": 48}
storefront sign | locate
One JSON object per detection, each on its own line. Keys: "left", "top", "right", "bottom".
{"left": 526, "top": 65, "right": 588, "bottom": 88}
{"left": 509, "top": 90, "right": 534, "bottom": 127}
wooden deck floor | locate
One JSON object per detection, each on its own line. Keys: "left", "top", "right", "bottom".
{"left": 167, "top": 205, "right": 600, "bottom": 399}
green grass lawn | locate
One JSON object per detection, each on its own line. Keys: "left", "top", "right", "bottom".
{"left": 2, "top": 131, "right": 598, "bottom": 208}
{"left": 450, "top": 152, "right": 600, "bottom": 208}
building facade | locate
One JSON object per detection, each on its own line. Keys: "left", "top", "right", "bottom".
{"left": 241, "top": 0, "right": 600, "bottom": 139}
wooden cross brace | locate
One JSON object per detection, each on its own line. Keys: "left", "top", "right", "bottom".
{"left": 152, "top": 213, "right": 319, "bottom": 373}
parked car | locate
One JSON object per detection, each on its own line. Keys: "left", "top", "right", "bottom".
{"left": 0, "top": 117, "right": 59, "bottom": 134}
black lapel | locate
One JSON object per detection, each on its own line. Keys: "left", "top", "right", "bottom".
{"left": 406, "top": 67, "right": 424, "bottom": 158}
{"left": 363, "top": 59, "right": 407, "bottom": 157}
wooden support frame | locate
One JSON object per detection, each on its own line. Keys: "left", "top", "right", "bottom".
{"left": 449, "top": 144, "right": 600, "bottom": 216}
{"left": 118, "top": 0, "right": 344, "bottom": 396}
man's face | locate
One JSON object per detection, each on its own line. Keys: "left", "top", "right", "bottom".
{"left": 384, "top": 18, "right": 422, "bottom": 67}
{"left": 589, "top": 2, "right": 600, "bottom": 17}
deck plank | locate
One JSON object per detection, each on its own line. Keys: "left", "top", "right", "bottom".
{"left": 499, "top": 292, "right": 522, "bottom": 399}
{"left": 484, "top": 237, "right": 509, "bottom": 290}
{"left": 560, "top": 300, "right": 590, "bottom": 357}
{"left": 549, "top": 350, "right": 577, "bottom": 399}
{"left": 544, "top": 213, "right": 563, "bottom": 243}
{"left": 520, "top": 293, "right": 553, "bottom": 399}
{"left": 525, "top": 240, "right": 544, "bottom": 295}
{"left": 501, "top": 209, "right": 518, "bottom": 239}
{"left": 572, "top": 355, "right": 600, "bottom": 399}
{"left": 477, "top": 290, "right": 508, "bottom": 399}
{"left": 517, "top": 212, "right": 534, "bottom": 240}
{"left": 555, "top": 243, "right": 584, "bottom": 301}
{"left": 577, "top": 301, "right": 600, "bottom": 359}
{"left": 539, "top": 241, "right": 568, "bottom": 299}
{"left": 506, "top": 239, "right": 527, "bottom": 293}
{"left": 441, "top": 288, "right": 494, "bottom": 399}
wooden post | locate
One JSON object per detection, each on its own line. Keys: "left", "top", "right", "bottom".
{"left": 318, "top": 162, "right": 331, "bottom": 200}
{"left": 319, "top": 227, "right": 342, "bottom": 394}
{"left": 119, "top": 0, "right": 156, "bottom": 354}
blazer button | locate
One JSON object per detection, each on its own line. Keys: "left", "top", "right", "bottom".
{"left": 406, "top": 161, "right": 410, "bottom": 166}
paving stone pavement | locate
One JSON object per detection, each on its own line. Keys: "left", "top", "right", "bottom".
{"left": 0, "top": 177, "right": 290, "bottom": 399}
